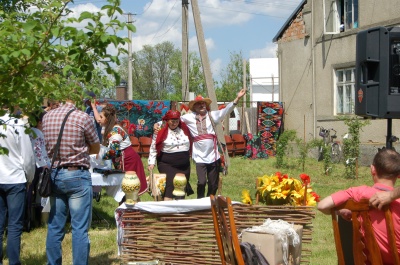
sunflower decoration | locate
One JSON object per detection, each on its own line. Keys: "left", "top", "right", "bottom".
{"left": 242, "top": 172, "right": 320, "bottom": 206}
{"left": 157, "top": 178, "right": 166, "bottom": 196}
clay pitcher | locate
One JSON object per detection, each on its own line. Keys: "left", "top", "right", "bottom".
{"left": 172, "top": 173, "right": 187, "bottom": 197}
{"left": 121, "top": 171, "right": 141, "bottom": 205}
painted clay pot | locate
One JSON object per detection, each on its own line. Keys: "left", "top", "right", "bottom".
{"left": 172, "top": 173, "right": 187, "bottom": 197}
{"left": 121, "top": 171, "right": 141, "bottom": 205}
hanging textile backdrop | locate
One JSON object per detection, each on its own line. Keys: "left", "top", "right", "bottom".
{"left": 100, "top": 100, "right": 171, "bottom": 138}
{"left": 257, "top": 102, "right": 284, "bottom": 156}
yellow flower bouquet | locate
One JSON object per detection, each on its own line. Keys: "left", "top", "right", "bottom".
{"left": 242, "top": 172, "right": 320, "bottom": 206}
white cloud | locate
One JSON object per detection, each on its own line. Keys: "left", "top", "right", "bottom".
{"left": 250, "top": 42, "right": 278, "bottom": 58}
{"left": 211, "top": 58, "right": 222, "bottom": 76}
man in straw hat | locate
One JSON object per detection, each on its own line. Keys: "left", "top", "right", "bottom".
{"left": 156, "top": 88, "right": 246, "bottom": 198}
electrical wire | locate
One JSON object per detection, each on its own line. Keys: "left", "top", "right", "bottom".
{"left": 150, "top": 0, "right": 179, "bottom": 42}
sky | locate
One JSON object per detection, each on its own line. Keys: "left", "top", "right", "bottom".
{"left": 70, "top": 0, "right": 302, "bottom": 80}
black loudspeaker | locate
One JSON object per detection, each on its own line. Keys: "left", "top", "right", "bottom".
{"left": 355, "top": 26, "right": 400, "bottom": 118}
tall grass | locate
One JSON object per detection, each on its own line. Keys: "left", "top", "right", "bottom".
{"left": 3, "top": 156, "right": 373, "bottom": 264}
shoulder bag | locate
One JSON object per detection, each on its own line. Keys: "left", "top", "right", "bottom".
{"left": 38, "top": 109, "right": 74, "bottom": 197}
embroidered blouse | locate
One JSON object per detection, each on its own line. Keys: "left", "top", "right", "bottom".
{"left": 148, "top": 127, "right": 190, "bottom": 165}
{"left": 30, "top": 127, "right": 51, "bottom": 168}
{"left": 102, "top": 125, "right": 131, "bottom": 168}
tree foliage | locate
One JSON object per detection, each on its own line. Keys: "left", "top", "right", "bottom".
{"left": 216, "top": 51, "right": 250, "bottom": 102}
{"left": 0, "top": 0, "right": 134, "bottom": 119}
{"left": 118, "top": 41, "right": 206, "bottom": 101}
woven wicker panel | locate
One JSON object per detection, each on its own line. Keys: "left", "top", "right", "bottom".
{"left": 120, "top": 204, "right": 315, "bottom": 265}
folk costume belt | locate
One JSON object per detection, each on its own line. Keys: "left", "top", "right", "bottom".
{"left": 193, "top": 134, "right": 218, "bottom": 163}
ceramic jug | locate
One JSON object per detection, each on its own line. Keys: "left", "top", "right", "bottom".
{"left": 121, "top": 171, "right": 141, "bottom": 205}
{"left": 172, "top": 173, "right": 187, "bottom": 197}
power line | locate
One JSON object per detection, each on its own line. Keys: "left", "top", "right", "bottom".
{"left": 150, "top": 0, "right": 179, "bottom": 43}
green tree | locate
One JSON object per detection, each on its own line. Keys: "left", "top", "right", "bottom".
{"left": 0, "top": 0, "right": 133, "bottom": 117}
{"left": 216, "top": 51, "right": 250, "bottom": 102}
{"left": 119, "top": 42, "right": 206, "bottom": 100}
{"left": 124, "top": 42, "right": 178, "bottom": 100}
{"left": 84, "top": 68, "right": 116, "bottom": 99}
{"left": 169, "top": 51, "right": 207, "bottom": 101}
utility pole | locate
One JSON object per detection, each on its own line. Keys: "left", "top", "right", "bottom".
{"left": 242, "top": 59, "right": 246, "bottom": 134}
{"left": 182, "top": 0, "right": 189, "bottom": 102}
{"left": 127, "top": 13, "right": 133, "bottom": 100}
{"left": 191, "top": 0, "right": 227, "bottom": 151}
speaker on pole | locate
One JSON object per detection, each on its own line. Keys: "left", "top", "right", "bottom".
{"left": 355, "top": 26, "right": 400, "bottom": 118}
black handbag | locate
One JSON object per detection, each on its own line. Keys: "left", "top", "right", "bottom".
{"left": 38, "top": 167, "right": 52, "bottom": 197}
{"left": 37, "top": 109, "right": 74, "bottom": 197}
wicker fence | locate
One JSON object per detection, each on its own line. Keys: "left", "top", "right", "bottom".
{"left": 120, "top": 204, "right": 315, "bottom": 265}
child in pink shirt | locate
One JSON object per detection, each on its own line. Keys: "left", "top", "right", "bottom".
{"left": 318, "top": 148, "right": 400, "bottom": 264}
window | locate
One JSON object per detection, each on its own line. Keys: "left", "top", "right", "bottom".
{"left": 323, "top": 0, "right": 358, "bottom": 34}
{"left": 335, "top": 68, "right": 355, "bottom": 115}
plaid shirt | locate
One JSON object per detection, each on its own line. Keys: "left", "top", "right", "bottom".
{"left": 42, "top": 102, "right": 99, "bottom": 168}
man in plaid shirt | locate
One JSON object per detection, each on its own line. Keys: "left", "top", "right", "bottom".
{"left": 42, "top": 97, "right": 100, "bottom": 265}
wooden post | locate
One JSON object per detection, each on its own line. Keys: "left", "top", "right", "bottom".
{"left": 181, "top": 0, "right": 189, "bottom": 101}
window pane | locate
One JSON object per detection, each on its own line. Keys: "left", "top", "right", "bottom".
{"left": 345, "top": 0, "right": 353, "bottom": 29}
{"left": 337, "top": 71, "right": 343, "bottom": 82}
{"left": 353, "top": 0, "right": 358, "bottom": 28}
{"left": 324, "top": 0, "right": 339, "bottom": 33}
{"left": 345, "top": 69, "right": 352, "bottom": 81}
{"left": 335, "top": 67, "right": 355, "bottom": 114}
{"left": 345, "top": 85, "right": 352, "bottom": 113}
{"left": 337, "top": 85, "right": 343, "bottom": 113}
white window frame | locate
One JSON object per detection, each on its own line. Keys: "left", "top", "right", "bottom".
{"left": 335, "top": 68, "right": 355, "bottom": 115}
{"left": 323, "top": 0, "right": 340, "bottom": 34}
{"left": 323, "top": 0, "right": 358, "bottom": 34}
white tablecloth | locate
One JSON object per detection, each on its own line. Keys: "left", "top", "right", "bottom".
{"left": 92, "top": 172, "right": 125, "bottom": 202}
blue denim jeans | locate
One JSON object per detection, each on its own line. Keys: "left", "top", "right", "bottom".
{"left": 0, "top": 183, "right": 26, "bottom": 265}
{"left": 46, "top": 168, "right": 92, "bottom": 265}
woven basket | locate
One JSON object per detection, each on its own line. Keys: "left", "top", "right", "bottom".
{"left": 119, "top": 204, "right": 315, "bottom": 264}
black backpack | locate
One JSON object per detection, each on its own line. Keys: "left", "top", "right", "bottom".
{"left": 240, "top": 242, "right": 270, "bottom": 265}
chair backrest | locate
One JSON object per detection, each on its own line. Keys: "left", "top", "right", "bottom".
{"left": 224, "top": 135, "right": 235, "bottom": 157}
{"left": 231, "top": 134, "right": 246, "bottom": 155}
{"left": 210, "top": 195, "right": 244, "bottom": 265}
{"left": 138, "top": 136, "right": 152, "bottom": 157}
{"left": 130, "top": 136, "right": 140, "bottom": 152}
{"left": 331, "top": 199, "right": 400, "bottom": 265}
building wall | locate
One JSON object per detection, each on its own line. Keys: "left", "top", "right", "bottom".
{"left": 277, "top": 0, "right": 400, "bottom": 145}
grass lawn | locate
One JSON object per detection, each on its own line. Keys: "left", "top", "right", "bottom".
{"left": 3, "top": 156, "right": 375, "bottom": 264}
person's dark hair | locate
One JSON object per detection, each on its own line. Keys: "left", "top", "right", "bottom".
{"left": 373, "top": 148, "right": 400, "bottom": 179}
{"left": 101, "top": 104, "right": 117, "bottom": 146}
{"left": 31, "top": 110, "right": 46, "bottom": 127}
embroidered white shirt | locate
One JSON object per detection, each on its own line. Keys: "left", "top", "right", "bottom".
{"left": 148, "top": 127, "right": 190, "bottom": 165}
{"left": 0, "top": 113, "right": 35, "bottom": 184}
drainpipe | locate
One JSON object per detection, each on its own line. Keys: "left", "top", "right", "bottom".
{"left": 311, "top": 0, "right": 316, "bottom": 139}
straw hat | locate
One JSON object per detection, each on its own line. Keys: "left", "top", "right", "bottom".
{"left": 188, "top": 95, "right": 212, "bottom": 112}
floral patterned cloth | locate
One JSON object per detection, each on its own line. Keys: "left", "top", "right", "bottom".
{"left": 103, "top": 125, "right": 131, "bottom": 170}
{"left": 244, "top": 133, "right": 269, "bottom": 159}
{"left": 30, "top": 127, "right": 51, "bottom": 167}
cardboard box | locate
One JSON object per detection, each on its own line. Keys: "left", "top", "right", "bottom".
{"left": 241, "top": 224, "right": 303, "bottom": 265}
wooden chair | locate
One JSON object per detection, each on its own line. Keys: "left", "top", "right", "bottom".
{"left": 129, "top": 136, "right": 140, "bottom": 153}
{"left": 331, "top": 199, "right": 400, "bottom": 265}
{"left": 224, "top": 135, "right": 235, "bottom": 157}
{"left": 210, "top": 195, "right": 244, "bottom": 265}
{"left": 231, "top": 134, "right": 246, "bottom": 156}
{"left": 138, "top": 136, "right": 152, "bottom": 158}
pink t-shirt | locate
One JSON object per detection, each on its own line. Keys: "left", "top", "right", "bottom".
{"left": 331, "top": 183, "right": 400, "bottom": 264}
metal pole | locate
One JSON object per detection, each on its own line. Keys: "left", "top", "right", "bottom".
{"left": 387, "top": 118, "right": 393, "bottom": 149}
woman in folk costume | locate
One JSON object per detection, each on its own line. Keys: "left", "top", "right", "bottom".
{"left": 97, "top": 105, "right": 148, "bottom": 200}
{"left": 148, "top": 110, "right": 193, "bottom": 200}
